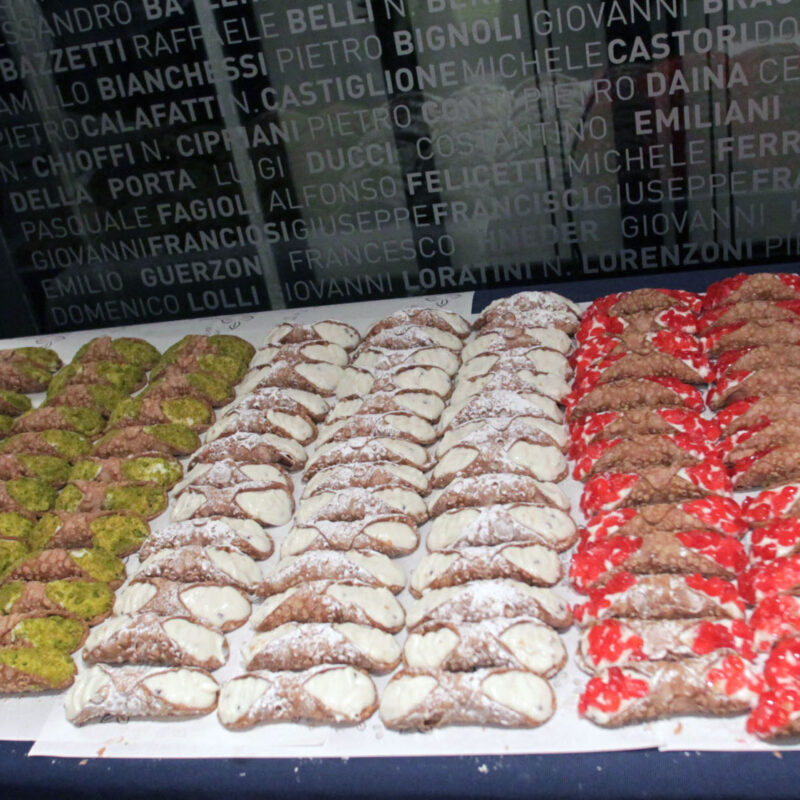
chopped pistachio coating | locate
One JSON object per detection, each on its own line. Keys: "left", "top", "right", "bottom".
{"left": 10, "top": 616, "right": 86, "bottom": 652}
{"left": 69, "top": 548, "right": 125, "bottom": 584}
{"left": 0, "top": 390, "right": 31, "bottom": 417}
{"left": 52, "top": 384, "right": 127, "bottom": 417}
{"left": 90, "top": 515, "right": 148, "bottom": 555}
{"left": 112, "top": 338, "right": 160, "bottom": 369}
{"left": 102, "top": 485, "right": 166, "bottom": 518}
{"left": 0, "top": 540, "right": 28, "bottom": 576}
{"left": 0, "top": 583, "right": 22, "bottom": 614}
{"left": 208, "top": 335, "right": 255, "bottom": 365}
{"left": 185, "top": 371, "right": 232, "bottom": 404}
{"left": 119, "top": 457, "right": 182, "bottom": 487}
{"left": 15, "top": 347, "right": 61, "bottom": 373}
{"left": 106, "top": 397, "right": 141, "bottom": 427}
{"left": 27, "top": 514, "right": 59, "bottom": 550}
{"left": 161, "top": 397, "right": 213, "bottom": 428}
{"left": 57, "top": 407, "right": 105, "bottom": 437}
{"left": 48, "top": 362, "right": 143, "bottom": 398}
{"left": 0, "top": 415, "right": 12, "bottom": 436}
{"left": 46, "top": 580, "right": 114, "bottom": 620}
{"left": 54, "top": 485, "right": 82, "bottom": 512}
{"left": 40, "top": 430, "right": 92, "bottom": 459}
{"left": 17, "top": 455, "right": 70, "bottom": 484}
{"left": 6, "top": 478, "right": 57, "bottom": 512}
{"left": 0, "top": 645, "right": 76, "bottom": 687}
{"left": 14, "top": 361, "right": 52, "bottom": 387}
{"left": 196, "top": 353, "right": 246, "bottom": 383}
{"left": 67, "top": 461, "right": 101, "bottom": 482}
{"left": 144, "top": 424, "right": 199, "bottom": 454}
{"left": 0, "top": 513, "right": 33, "bottom": 541}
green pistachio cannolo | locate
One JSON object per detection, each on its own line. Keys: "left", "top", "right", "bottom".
{"left": 0, "top": 645, "right": 76, "bottom": 691}
{"left": 0, "top": 390, "right": 31, "bottom": 417}
{"left": 70, "top": 456, "right": 182, "bottom": 488}
{"left": 12, "top": 406, "right": 105, "bottom": 437}
{"left": 47, "top": 361, "right": 145, "bottom": 399}
{"left": 74, "top": 337, "right": 160, "bottom": 370}
{"left": 3, "top": 547, "right": 125, "bottom": 587}
{"left": 1, "top": 613, "right": 87, "bottom": 652}
{"left": 0, "top": 478, "right": 57, "bottom": 515}
{"left": 30, "top": 512, "right": 149, "bottom": 557}
{"left": 56, "top": 481, "right": 167, "bottom": 520}
{"left": 0, "top": 430, "right": 92, "bottom": 461}
{"left": 92, "top": 424, "right": 199, "bottom": 459}
{"left": 45, "top": 384, "right": 127, "bottom": 417}
{"left": 108, "top": 395, "right": 214, "bottom": 431}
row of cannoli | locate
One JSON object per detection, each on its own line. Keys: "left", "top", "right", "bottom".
{"left": 377, "top": 293, "right": 578, "bottom": 732}
{"left": 568, "top": 286, "right": 762, "bottom": 727}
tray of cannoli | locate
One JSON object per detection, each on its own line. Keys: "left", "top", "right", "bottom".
{"left": 1, "top": 275, "right": 799, "bottom": 760}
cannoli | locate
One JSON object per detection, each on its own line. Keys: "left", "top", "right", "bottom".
{"left": 699, "top": 301, "right": 800, "bottom": 338}
{"left": 204, "top": 404, "right": 316, "bottom": 446}
{"left": 716, "top": 396, "right": 800, "bottom": 437}
{"left": 729, "top": 446, "right": 800, "bottom": 491}
{"left": 451, "top": 369, "right": 570, "bottom": 406}
{"left": 82, "top": 612, "right": 228, "bottom": 670}
{"left": 0, "top": 478, "right": 57, "bottom": 517}
{"left": 431, "top": 439, "right": 567, "bottom": 488}
{"left": 295, "top": 486, "right": 428, "bottom": 525}
{"left": 702, "top": 272, "right": 800, "bottom": 310}
{"left": 264, "top": 320, "right": 360, "bottom": 351}
{"left": 92, "top": 424, "right": 199, "bottom": 459}
{"left": 160, "top": 333, "right": 255, "bottom": 368}
{"left": 742, "top": 484, "right": 800, "bottom": 526}
{"left": 134, "top": 546, "right": 261, "bottom": 593}
{"left": 459, "top": 349, "right": 571, "bottom": 383}
{"left": 574, "top": 350, "right": 710, "bottom": 392}
{"left": 218, "top": 665, "right": 376, "bottom": 728}
{"left": 304, "top": 437, "right": 430, "bottom": 478}
{"left": 171, "top": 482, "right": 294, "bottom": 528}
{"left": 439, "top": 391, "right": 564, "bottom": 433}
{"left": 0, "top": 346, "right": 61, "bottom": 373}
{"left": 585, "top": 287, "right": 702, "bottom": 319}
{"left": 303, "top": 462, "right": 429, "bottom": 497}
{"left": 713, "top": 344, "right": 800, "bottom": 382}
{"left": 580, "top": 498, "right": 746, "bottom": 545}
{"left": 251, "top": 340, "right": 349, "bottom": 369}
{"left": 0, "top": 389, "right": 31, "bottom": 417}
{"left": 565, "top": 377, "right": 704, "bottom": 421}
{"left": 69, "top": 456, "right": 182, "bottom": 489}
{"left": 738, "top": 555, "right": 800, "bottom": 605}
{"left": 361, "top": 324, "right": 462, "bottom": 352}
{"left": 251, "top": 580, "right": 405, "bottom": 633}
{"left": 366, "top": 308, "right": 471, "bottom": 339}
{"left": 138, "top": 518, "right": 274, "bottom": 561}
{"left": 47, "top": 360, "right": 146, "bottom": 397}
{"left": 722, "top": 419, "right": 800, "bottom": 463}
{"left": 30, "top": 512, "right": 149, "bottom": 557}
{"left": 569, "top": 408, "right": 719, "bottom": 459}
{"left": 477, "top": 292, "right": 580, "bottom": 331}
{"left": 143, "top": 366, "right": 234, "bottom": 408}
{"left": 257, "top": 550, "right": 405, "bottom": 597}
{"left": 280, "top": 517, "right": 419, "bottom": 559}
{"left": 747, "top": 686, "right": 800, "bottom": 739}
{"left": 44, "top": 383, "right": 126, "bottom": 417}
{"left": 114, "top": 579, "right": 251, "bottom": 633}
{"left": 750, "top": 595, "right": 800, "bottom": 652}
{"left": 108, "top": 395, "right": 214, "bottom": 432}
{"left": 175, "top": 460, "right": 292, "bottom": 495}
{"left": 576, "top": 308, "right": 699, "bottom": 346}
{"left": 406, "top": 579, "right": 571, "bottom": 631}
{"left": 462, "top": 328, "right": 573, "bottom": 361}
{"left": 65, "top": 665, "right": 220, "bottom": 725}
{"left": 580, "top": 460, "right": 731, "bottom": 518}
{"left": 578, "top": 656, "right": 762, "bottom": 726}
{"left": 189, "top": 432, "right": 307, "bottom": 472}
{"left": 403, "top": 617, "right": 566, "bottom": 676}
{"left": 380, "top": 668, "right": 556, "bottom": 731}
{"left": 0, "top": 539, "right": 27, "bottom": 576}
{"left": 336, "top": 365, "right": 452, "bottom": 400}
{"left": 427, "top": 473, "right": 569, "bottom": 517}
{"left": 0, "top": 361, "right": 53, "bottom": 393}
{"left": 750, "top": 519, "right": 800, "bottom": 564}
{"left": 570, "top": 532, "right": 747, "bottom": 592}
{"left": 572, "top": 434, "right": 715, "bottom": 482}
{"left": 229, "top": 385, "right": 330, "bottom": 423}
{"left": 410, "top": 544, "right": 562, "bottom": 597}
{"left": 708, "top": 367, "right": 800, "bottom": 410}
{"left": 763, "top": 636, "right": 800, "bottom": 689}
{"left": 243, "top": 622, "right": 401, "bottom": 673}
{"left": 0, "top": 512, "right": 32, "bottom": 543}
{"left": 577, "top": 618, "right": 755, "bottom": 673}
{"left": 12, "top": 407, "right": 105, "bottom": 438}
{"left": 0, "top": 579, "right": 115, "bottom": 625}
{"left": 437, "top": 417, "right": 568, "bottom": 458}
{"left": 317, "top": 413, "right": 437, "bottom": 447}
{"left": 73, "top": 336, "right": 160, "bottom": 369}
{"left": 0, "top": 645, "right": 76, "bottom": 692}
{"left": 0, "top": 612, "right": 88, "bottom": 652}
{"left": 572, "top": 328, "right": 703, "bottom": 372}
{"left": 703, "top": 319, "right": 800, "bottom": 357}
{"left": 572, "top": 573, "right": 746, "bottom": 626}
{"left": 0, "top": 430, "right": 92, "bottom": 461}
{"left": 55, "top": 481, "right": 167, "bottom": 520}
{"left": 3, "top": 547, "right": 125, "bottom": 587}
{"left": 0, "top": 454, "right": 70, "bottom": 485}
{"left": 352, "top": 346, "right": 460, "bottom": 377}
{"left": 326, "top": 390, "right": 444, "bottom": 424}
{"left": 154, "top": 352, "right": 246, "bottom": 385}
{"left": 241, "top": 361, "right": 343, "bottom": 397}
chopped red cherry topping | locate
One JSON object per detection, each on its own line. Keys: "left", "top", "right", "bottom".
{"left": 764, "top": 638, "right": 800, "bottom": 689}
{"left": 570, "top": 537, "right": 643, "bottom": 593}
{"left": 751, "top": 519, "right": 800, "bottom": 563}
{"left": 747, "top": 686, "right": 800, "bottom": 738}
{"left": 676, "top": 532, "right": 748, "bottom": 573}
{"left": 751, "top": 596, "right": 800, "bottom": 652}
{"left": 702, "top": 274, "right": 749, "bottom": 310}
{"left": 685, "top": 460, "right": 732, "bottom": 493}
{"left": 742, "top": 485, "right": 800, "bottom": 525}
{"left": 692, "top": 620, "right": 754, "bottom": 659}
{"left": 686, "top": 574, "right": 745, "bottom": 613}
{"left": 646, "top": 377, "right": 705, "bottom": 411}
{"left": 578, "top": 668, "right": 650, "bottom": 715}
{"left": 585, "top": 620, "right": 645, "bottom": 668}
{"left": 779, "top": 274, "right": 800, "bottom": 293}
{"left": 681, "top": 497, "right": 745, "bottom": 537}
{"left": 573, "top": 572, "right": 638, "bottom": 624}
{"left": 581, "top": 473, "right": 639, "bottom": 517}
{"left": 706, "top": 655, "right": 763, "bottom": 698}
